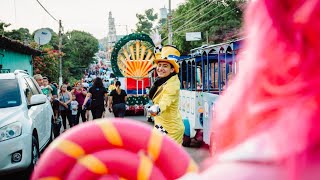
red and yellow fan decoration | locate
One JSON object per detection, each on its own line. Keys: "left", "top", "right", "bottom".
{"left": 117, "top": 41, "right": 154, "bottom": 80}
{"left": 110, "top": 33, "right": 156, "bottom": 80}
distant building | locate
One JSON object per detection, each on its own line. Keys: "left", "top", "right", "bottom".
{"left": 105, "top": 12, "right": 127, "bottom": 61}
{"left": 160, "top": 7, "right": 168, "bottom": 19}
{"left": 0, "top": 35, "right": 41, "bottom": 75}
{"left": 106, "top": 11, "right": 117, "bottom": 61}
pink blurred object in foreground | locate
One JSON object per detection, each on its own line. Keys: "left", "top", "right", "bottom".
{"left": 181, "top": 0, "right": 320, "bottom": 179}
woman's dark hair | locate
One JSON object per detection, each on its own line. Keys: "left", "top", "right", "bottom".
{"left": 93, "top": 77, "right": 103, "bottom": 87}
{"left": 115, "top": 81, "right": 121, "bottom": 87}
{"left": 51, "top": 82, "right": 57, "bottom": 88}
{"left": 157, "top": 61, "right": 174, "bottom": 69}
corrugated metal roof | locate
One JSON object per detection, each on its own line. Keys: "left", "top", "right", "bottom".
{"left": 0, "top": 35, "right": 42, "bottom": 56}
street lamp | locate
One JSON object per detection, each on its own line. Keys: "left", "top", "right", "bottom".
{"left": 58, "top": 20, "right": 63, "bottom": 87}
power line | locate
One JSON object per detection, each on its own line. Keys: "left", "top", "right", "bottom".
{"left": 175, "top": 6, "right": 238, "bottom": 34}
{"left": 162, "top": 5, "right": 238, "bottom": 41}
{"left": 171, "top": 0, "right": 216, "bottom": 26}
{"left": 35, "top": 0, "right": 58, "bottom": 22}
{"left": 171, "top": 0, "right": 209, "bottom": 22}
{"left": 173, "top": 2, "right": 220, "bottom": 33}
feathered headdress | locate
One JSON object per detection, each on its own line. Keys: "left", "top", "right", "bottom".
{"left": 150, "top": 29, "right": 181, "bottom": 73}
{"left": 150, "top": 29, "right": 163, "bottom": 58}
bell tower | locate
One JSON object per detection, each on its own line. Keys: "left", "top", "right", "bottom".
{"left": 106, "top": 11, "right": 117, "bottom": 60}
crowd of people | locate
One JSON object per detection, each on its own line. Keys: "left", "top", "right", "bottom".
{"left": 32, "top": 74, "right": 127, "bottom": 138}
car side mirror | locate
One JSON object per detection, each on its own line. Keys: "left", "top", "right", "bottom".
{"left": 29, "top": 94, "right": 47, "bottom": 107}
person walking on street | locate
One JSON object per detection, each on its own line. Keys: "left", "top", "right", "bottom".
{"left": 108, "top": 81, "right": 127, "bottom": 118}
{"left": 48, "top": 79, "right": 61, "bottom": 136}
{"left": 58, "top": 84, "right": 73, "bottom": 130}
{"left": 83, "top": 77, "right": 108, "bottom": 120}
{"left": 148, "top": 45, "right": 185, "bottom": 144}
{"left": 71, "top": 82, "right": 87, "bottom": 125}
{"left": 70, "top": 94, "right": 78, "bottom": 126}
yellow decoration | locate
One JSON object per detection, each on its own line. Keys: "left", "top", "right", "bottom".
{"left": 147, "top": 131, "right": 163, "bottom": 161}
{"left": 51, "top": 139, "right": 85, "bottom": 159}
{"left": 137, "top": 153, "right": 153, "bottom": 180}
{"left": 96, "top": 120, "right": 123, "bottom": 147}
{"left": 117, "top": 41, "right": 154, "bottom": 80}
{"left": 78, "top": 155, "right": 108, "bottom": 174}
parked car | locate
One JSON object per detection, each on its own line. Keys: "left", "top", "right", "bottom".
{"left": 0, "top": 70, "right": 53, "bottom": 175}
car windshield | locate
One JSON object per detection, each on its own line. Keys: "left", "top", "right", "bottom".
{"left": 0, "top": 79, "right": 21, "bottom": 108}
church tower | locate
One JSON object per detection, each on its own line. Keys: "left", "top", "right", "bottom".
{"left": 106, "top": 11, "right": 117, "bottom": 61}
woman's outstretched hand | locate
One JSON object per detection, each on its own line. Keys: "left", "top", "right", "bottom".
{"left": 148, "top": 105, "right": 160, "bottom": 116}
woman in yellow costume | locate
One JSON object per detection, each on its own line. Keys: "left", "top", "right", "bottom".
{"left": 148, "top": 33, "right": 184, "bottom": 144}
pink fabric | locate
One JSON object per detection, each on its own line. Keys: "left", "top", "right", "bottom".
{"left": 181, "top": 155, "right": 320, "bottom": 180}
{"left": 185, "top": 0, "right": 320, "bottom": 179}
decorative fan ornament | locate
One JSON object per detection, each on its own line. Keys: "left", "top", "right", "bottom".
{"left": 110, "top": 33, "right": 155, "bottom": 79}
{"left": 117, "top": 41, "right": 155, "bottom": 80}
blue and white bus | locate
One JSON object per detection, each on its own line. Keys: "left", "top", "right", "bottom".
{"left": 177, "top": 38, "right": 244, "bottom": 147}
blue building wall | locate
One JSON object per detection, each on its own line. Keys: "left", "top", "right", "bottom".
{"left": 0, "top": 49, "right": 33, "bottom": 75}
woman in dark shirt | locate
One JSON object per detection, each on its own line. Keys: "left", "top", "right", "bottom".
{"left": 83, "top": 77, "right": 108, "bottom": 120}
{"left": 108, "top": 81, "right": 127, "bottom": 117}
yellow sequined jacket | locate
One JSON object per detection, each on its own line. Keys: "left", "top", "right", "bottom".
{"left": 152, "top": 75, "right": 184, "bottom": 144}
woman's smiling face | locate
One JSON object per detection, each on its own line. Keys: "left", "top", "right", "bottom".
{"left": 156, "top": 61, "right": 174, "bottom": 78}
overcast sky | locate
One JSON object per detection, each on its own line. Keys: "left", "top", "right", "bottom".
{"left": 0, "top": 0, "right": 185, "bottom": 39}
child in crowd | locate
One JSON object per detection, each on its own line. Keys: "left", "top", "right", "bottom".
{"left": 84, "top": 97, "right": 92, "bottom": 121}
{"left": 70, "top": 94, "right": 78, "bottom": 127}
{"left": 42, "top": 77, "right": 53, "bottom": 100}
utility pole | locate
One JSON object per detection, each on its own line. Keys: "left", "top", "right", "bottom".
{"left": 206, "top": 31, "right": 209, "bottom": 45}
{"left": 168, "top": 0, "right": 173, "bottom": 45}
{"left": 58, "top": 20, "right": 63, "bottom": 87}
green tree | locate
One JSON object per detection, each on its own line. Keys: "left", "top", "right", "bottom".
{"left": 33, "top": 47, "right": 62, "bottom": 82}
{"left": 62, "top": 30, "right": 99, "bottom": 80}
{"left": 158, "top": 0, "right": 245, "bottom": 54}
{"left": 135, "top": 8, "right": 158, "bottom": 34}
{"left": 0, "top": 21, "right": 11, "bottom": 36}
{"left": 5, "top": 28, "right": 32, "bottom": 44}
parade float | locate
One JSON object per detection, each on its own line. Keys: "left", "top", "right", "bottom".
{"left": 110, "top": 33, "right": 155, "bottom": 115}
